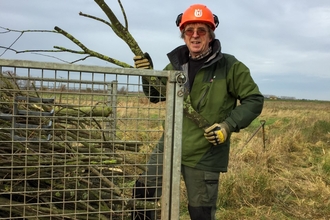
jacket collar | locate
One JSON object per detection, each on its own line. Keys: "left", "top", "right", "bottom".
{"left": 167, "top": 39, "right": 223, "bottom": 70}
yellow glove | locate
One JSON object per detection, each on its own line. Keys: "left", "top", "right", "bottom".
{"left": 133, "top": 52, "right": 153, "bottom": 69}
{"left": 204, "top": 122, "right": 230, "bottom": 145}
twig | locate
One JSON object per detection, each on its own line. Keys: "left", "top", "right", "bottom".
{"left": 89, "top": 166, "right": 123, "bottom": 197}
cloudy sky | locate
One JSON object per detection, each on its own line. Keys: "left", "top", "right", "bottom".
{"left": 1, "top": 0, "right": 330, "bottom": 101}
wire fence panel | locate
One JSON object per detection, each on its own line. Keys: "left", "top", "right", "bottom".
{"left": 0, "top": 59, "right": 183, "bottom": 220}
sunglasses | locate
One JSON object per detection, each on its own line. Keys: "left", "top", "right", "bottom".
{"left": 184, "top": 27, "right": 208, "bottom": 36}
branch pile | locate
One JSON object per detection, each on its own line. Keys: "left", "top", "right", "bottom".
{"left": 0, "top": 71, "right": 149, "bottom": 219}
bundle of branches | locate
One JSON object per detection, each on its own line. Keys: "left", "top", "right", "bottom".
{"left": 0, "top": 71, "right": 150, "bottom": 219}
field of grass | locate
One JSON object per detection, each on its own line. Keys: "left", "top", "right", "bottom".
{"left": 115, "top": 97, "right": 330, "bottom": 219}
{"left": 178, "top": 100, "right": 330, "bottom": 220}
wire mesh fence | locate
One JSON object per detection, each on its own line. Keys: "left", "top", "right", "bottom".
{"left": 0, "top": 59, "right": 183, "bottom": 220}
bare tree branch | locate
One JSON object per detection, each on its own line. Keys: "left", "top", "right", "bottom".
{"left": 32, "top": 53, "right": 72, "bottom": 63}
{"left": 0, "top": 26, "right": 56, "bottom": 34}
{"left": 0, "top": 33, "right": 23, "bottom": 57}
{"left": 79, "top": 12, "right": 111, "bottom": 27}
{"left": 54, "top": 26, "right": 89, "bottom": 51}
{"left": 0, "top": 25, "right": 132, "bottom": 67}
{"left": 94, "top": 0, "right": 143, "bottom": 56}
{"left": 0, "top": 46, "right": 18, "bottom": 54}
{"left": 117, "top": 0, "right": 128, "bottom": 28}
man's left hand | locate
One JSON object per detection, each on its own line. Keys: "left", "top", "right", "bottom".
{"left": 204, "top": 122, "right": 230, "bottom": 145}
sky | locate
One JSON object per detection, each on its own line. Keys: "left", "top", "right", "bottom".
{"left": 1, "top": 0, "right": 330, "bottom": 101}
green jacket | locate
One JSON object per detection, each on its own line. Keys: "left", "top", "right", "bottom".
{"left": 145, "top": 39, "right": 264, "bottom": 172}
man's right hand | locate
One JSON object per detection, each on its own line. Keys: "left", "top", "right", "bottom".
{"left": 133, "top": 53, "right": 152, "bottom": 69}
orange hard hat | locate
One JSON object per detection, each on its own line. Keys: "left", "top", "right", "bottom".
{"left": 176, "top": 4, "right": 219, "bottom": 31}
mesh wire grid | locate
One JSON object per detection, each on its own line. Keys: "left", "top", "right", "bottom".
{"left": 0, "top": 64, "right": 169, "bottom": 220}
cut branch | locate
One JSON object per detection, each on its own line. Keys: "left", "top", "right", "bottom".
{"left": 54, "top": 26, "right": 132, "bottom": 67}
{"left": 94, "top": 0, "right": 143, "bottom": 56}
{"left": 0, "top": 0, "right": 210, "bottom": 129}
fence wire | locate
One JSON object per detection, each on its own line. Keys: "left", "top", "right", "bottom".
{"left": 0, "top": 60, "right": 180, "bottom": 220}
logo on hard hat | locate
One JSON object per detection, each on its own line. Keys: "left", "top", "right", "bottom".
{"left": 194, "top": 9, "right": 203, "bottom": 17}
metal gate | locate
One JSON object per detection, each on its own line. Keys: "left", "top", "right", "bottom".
{"left": 0, "top": 59, "right": 183, "bottom": 219}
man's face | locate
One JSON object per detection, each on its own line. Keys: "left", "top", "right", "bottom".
{"left": 183, "top": 23, "right": 212, "bottom": 58}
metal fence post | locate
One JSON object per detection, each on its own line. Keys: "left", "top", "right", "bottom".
{"left": 107, "top": 80, "right": 118, "bottom": 140}
{"left": 161, "top": 71, "right": 184, "bottom": 220}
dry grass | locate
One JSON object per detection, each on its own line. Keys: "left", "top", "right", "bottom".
{"left": 179, "top": 100, "right": 330, "bottom": 220}
{"left": 118, "top": 97, "right": 330, "bottom": 219}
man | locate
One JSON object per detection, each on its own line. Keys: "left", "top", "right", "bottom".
{"left": 132, "top": 4, "right": 264, "bottom": 220}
